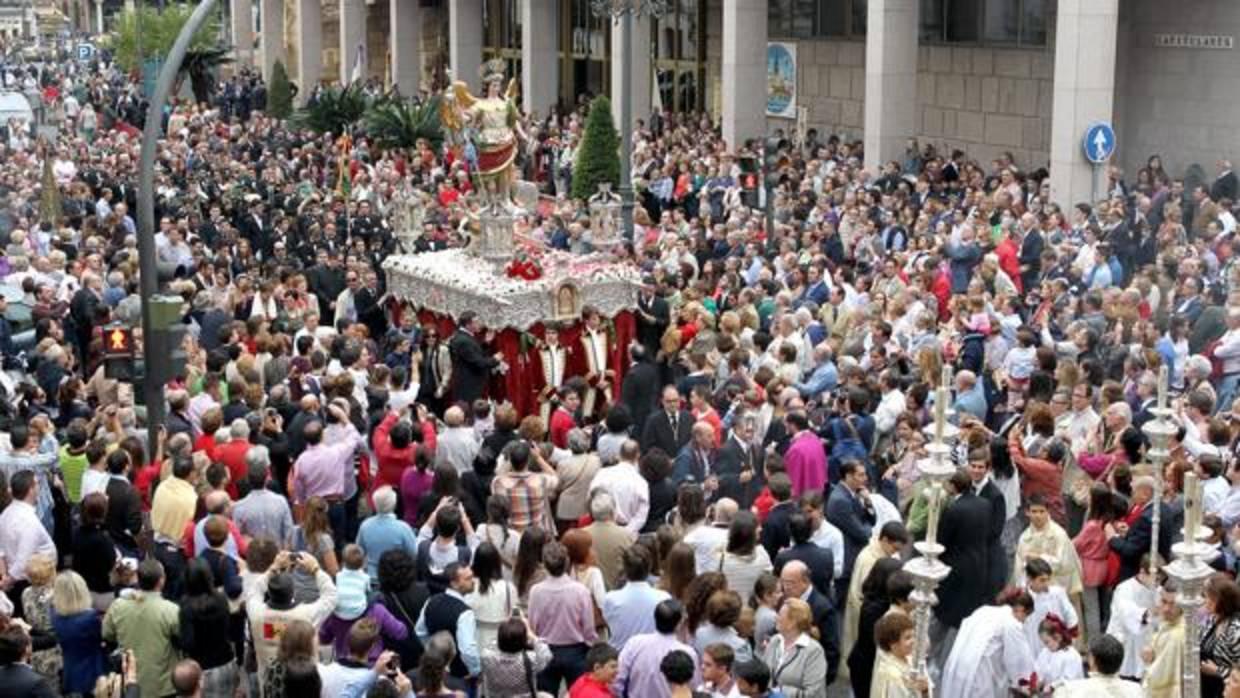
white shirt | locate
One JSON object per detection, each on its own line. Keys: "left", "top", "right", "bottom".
{"left": 1025, "top": 585, "right": 1079, "bottom": 650}
{"left": 81, "top": 468, "right": 110, "bottom": 499}
{"left": 810, "top": 520, "right": 846, "bottom": 579}
{"left": 684, "top": 523, "right": 730, "bottom": 574}
{"left": 874, "top": 389, "right": 905, "bottom": 435}
{"left": 1204, "top": 475, "right": 1230, "bottom": 517}
{"left": 0, "top": 500, "right": 56, "bottom": 582}
{"left": 590, "top": 461, "right": 650, "bottom": 535}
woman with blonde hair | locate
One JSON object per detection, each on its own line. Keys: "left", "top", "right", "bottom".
{"left": 52, "top": 570, "right": 107, "bottom": 695}
{"left": 763, "top": 597, "right": 828, "bottom": 698}
{"left": 287, "top": 496, "right": 339, "bottom": 602}
{"left": 22, "top": 554, "right": 61, "bottom": 683}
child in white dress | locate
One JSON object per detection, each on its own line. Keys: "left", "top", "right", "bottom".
{"left": 1032, "top": 614, "right": 1084, "bottom": 695}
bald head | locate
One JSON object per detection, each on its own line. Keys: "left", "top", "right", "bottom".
{"left": 203, "top": 490, "right": 230, "bottom": 515}
{"left": 172, "top": 658, "right": 202, "bottom": 697}
{"left": 780, "top": 560, "right": 811, "bottom": 598}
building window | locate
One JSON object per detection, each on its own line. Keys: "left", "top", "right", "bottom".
{"left": 654, "top": 0, "right": 705, "bottom": 112}
{"left": 921, "top": 0, "right": 1045, "bottom": 46}
{"left": 768, "top": 0, "right": 865, "bottom": 39}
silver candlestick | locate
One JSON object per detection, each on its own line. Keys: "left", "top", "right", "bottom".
{"left": 1143, "top": 366, "right": 1175, "bottom": 580}
{"left": 1163, "top": 472, "right": 1219, "bottom": 698}
{"left": 905, "top": 365, "right": 957, "bottom": 685}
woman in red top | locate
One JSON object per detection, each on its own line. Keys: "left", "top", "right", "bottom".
{"left": 371, "top": 406, "right": 437, "bottom": 497}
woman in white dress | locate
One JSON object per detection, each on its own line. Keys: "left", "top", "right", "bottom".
{"left": 940, "top": 589, "right": 1036, "bottom": 698}
{"left": 466, "top": 541, "right": 518, "bottom": 653}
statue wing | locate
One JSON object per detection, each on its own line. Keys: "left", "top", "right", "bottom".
{"left": 506, "top": 77, "right": 519, "bottom": 103}
{"left": 451, "top": 80, "right": 477, "bottom": 111}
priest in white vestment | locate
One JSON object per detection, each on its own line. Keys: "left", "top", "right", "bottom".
{"left": 1106, "top": 564, "right": 1158, "bottom": 679}
{"left": 940, "top": 592, "right": 1036, "bottom": 698}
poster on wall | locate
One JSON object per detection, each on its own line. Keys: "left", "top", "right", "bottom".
{"left": 766, "top": 42, "right": 797, "bottom": 118}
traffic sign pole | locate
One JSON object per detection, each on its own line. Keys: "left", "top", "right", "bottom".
{"left": 1082, "top": 121, "right": 1117, "bottom": 203}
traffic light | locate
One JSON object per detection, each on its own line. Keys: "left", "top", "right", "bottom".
{"left": 764, "top": 136, "right": 783, "bottom": 190}
{"left": 145, "top": 295, "right": 189, "bottom": 385}
{"left": 103, "top": 323, "right": 135, "bottom": 381}
{"left": 738, "top": 155, "right": 760, "bottom": 209}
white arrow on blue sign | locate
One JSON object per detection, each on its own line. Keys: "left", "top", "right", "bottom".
{"left": 1082, "top": 122, "right": 1116, "bottom": 164}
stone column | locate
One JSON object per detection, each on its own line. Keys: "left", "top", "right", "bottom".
{"left": 449, "top": 0, "right": 482, "bottom": 91}
{"left": 230, "top": 0, "right": 253, "bottom": 68}
{"left": 721, "top": 0, "right": 767, "bottom": 149}
{"left": 339, "top": 0, "right": 367, "bottom": 84}
{"left": 521, "top": 0, "right": 558, "bottom": 117}
{"left": 391, "top": 0, "right": 421, "bottom": 96}
{"left": 259, "top": 0, "right": 285, "bottom": 82}
{"left": 863, "top": 0, "right": 918, "bottom": 173}
{"left": 94, "top": 0, "right": 103, "bottom": 33}
{"left": 609, "top": 14, "right": 651, "bottom": 130}
{"left": 1049, "top": 0, "right": 1119, "bottom": 206}
{"left": 295, "top": 0, "right": 321, "bottom": 102}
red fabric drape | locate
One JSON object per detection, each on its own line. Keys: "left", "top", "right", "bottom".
{"left": 394, "top": 305, "right": 637, "bottom": 418}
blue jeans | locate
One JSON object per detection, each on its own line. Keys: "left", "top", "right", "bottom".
{"left": 1217, "top": 373, "right": 1240, "bottom": 414}
{"left": 538, "top": 643, "right": 588, "bottom": 695}
{"left": 327, "top": 499, "right": 347, "bottom": 554}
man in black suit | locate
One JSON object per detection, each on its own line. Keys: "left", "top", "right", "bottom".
{"left": 760, "top": 473, "right": 797, "bottom": 560}
{"left": 635, "top": 277, "right": 670, "bottom": 358}
{"left": 933, "top": 469, "right": 995, "bottom": 655}
{"left": 774, "top": 512, "right": 834, "bottom": 599}
{"left": 1108, "top": 475, "right": 1172, "bottom": 581}
{"left": 640, "top": 385, "right": 693, "bottom": 457}
{"left": 354, "top": 271, "right": 387, "bottom": 340}
{"left": 1017, "top": 212, "right": 1044, "bottom": 292}
{"left": 448, "top": 311, "right": 502, "bottom": 406}
{"left": 0, "top": 624, "right": 56, "bottom": 697}
{"left": 619, "top": 344, "right": 660, "bottom": 431}
{"left": 779, "top": 559, "right": 840, "bottom": 686}
{"left": 104, "top": 450, "right": 144, "bottom": 559}
{"left": 826, "top": 460, "right": 876, "bottom": 604}
{"left": 967, "top": 447, "right": 1009, "bottom": 597}
{"left": 1213, "top": 159, "right": 1238, "bottom": 203}
{"left": 715, "top": 413, "right": 765, "bottom": 508}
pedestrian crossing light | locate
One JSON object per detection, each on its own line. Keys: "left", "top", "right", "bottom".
{"left": 104, "top": 323, "right": 135, "bottom": 381}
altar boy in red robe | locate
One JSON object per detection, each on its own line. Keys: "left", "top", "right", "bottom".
{"left": 579, "top": 306, "right": 615, "bottom": 420}
{"left": 531, "top": 324, "right": 575, "bottom": 424}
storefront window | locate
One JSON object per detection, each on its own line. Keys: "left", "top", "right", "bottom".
{"left": 768, "top": 0, "right": 864, "bottom": 39}
{"left": 921, "top": 0, "right": 1045, "bottom": 46}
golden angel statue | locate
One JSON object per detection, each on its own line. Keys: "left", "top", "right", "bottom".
{"left": 440, "top": 59, "right": 529, "bottom": 211}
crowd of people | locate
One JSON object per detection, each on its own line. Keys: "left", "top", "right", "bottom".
{"left": 10, "top": 25, "right": 1240, "bottom": 698}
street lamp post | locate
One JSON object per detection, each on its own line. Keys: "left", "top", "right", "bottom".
{"left": 590, "top": 0, "right": 668, "bottom": 241}
{"left": 136, "top": 0, "right": 217, "bottom": 451}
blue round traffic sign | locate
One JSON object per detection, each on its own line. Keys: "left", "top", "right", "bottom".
{"left": 1082, "top": 122, "right": 1116, "bottom": 164}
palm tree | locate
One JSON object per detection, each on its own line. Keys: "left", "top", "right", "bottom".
{"left": 362, "top": 96, "right": 444, "bottom": 151}
{"left": 108, "top": 5, "right": 230, "bottom": 105}
{"left": 291, "top": 83, "right": 371, "bottom": 136}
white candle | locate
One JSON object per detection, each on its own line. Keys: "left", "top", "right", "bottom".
{"left": 934, "top": 386, "right": 946, "bottom": 443}
{"left": 926, "top": 485, "right": 943, "bottom": 545}
{"left": 1184, "top": 471, "right": 1200, "bottom": 543}
{"left": 1157, "top": 364, "right": 1168, "bottom": 411}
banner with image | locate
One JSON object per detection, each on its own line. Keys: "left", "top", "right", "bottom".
{"left": 766, "top": 42, "right": 797, "bottom": 118}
